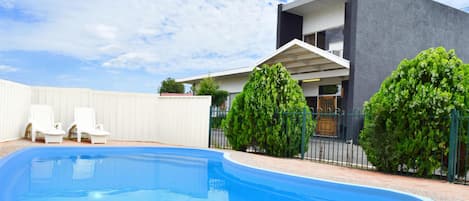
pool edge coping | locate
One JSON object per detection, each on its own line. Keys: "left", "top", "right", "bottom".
{"left": 221, "top": 150, "right": 433, "bottom": 201}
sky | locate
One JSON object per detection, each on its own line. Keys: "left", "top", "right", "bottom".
{"left": 0, "top": 0, "right": 468, "bottom": 93}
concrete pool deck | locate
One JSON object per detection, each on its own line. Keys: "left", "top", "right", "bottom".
{"left": 0, "top": 139, "right": 468, "bottom": 201}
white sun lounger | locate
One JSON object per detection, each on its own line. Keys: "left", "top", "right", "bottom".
{"left": 27, "top": 105, "right": 66, "bottom": 144}
{"left": 70, "top": 107, "right": 110, "bottom": 144}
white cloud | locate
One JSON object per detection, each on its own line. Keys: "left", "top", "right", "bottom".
{"left": 434, "top": 0, "right": 469, "bottom": 9}
{"left": 102, "top": 52, "right": 158, "bottom": 69}
{"left": 0, "top": 0, "right": 15, "bottom": 9}
{"left": 0, "top": 64, "right": 18, "bottom": 73}
{"left": 87, "top": 24, "right": 118, "bottom": 40}
{"left": 0, "top": 0, "right": 285, "bottom": 74}
{"left": 0, "top": 0, "right": 464, "bottom": 78}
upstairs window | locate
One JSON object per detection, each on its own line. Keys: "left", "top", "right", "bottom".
{"left": 303, "top": 31, "right": 326, "bottom": 49}
{"left": 304, "top": 33, "right": 316, "bottom": 46}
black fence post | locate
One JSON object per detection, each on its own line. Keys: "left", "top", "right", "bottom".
{"left": 208, "top": 106, "right": 213, "bottom": 148}
{"left": 448, "top": 109, "right": 459, "bottom": 182}
{"left": 301, "top": 107, "right": 306, "bottom": 160}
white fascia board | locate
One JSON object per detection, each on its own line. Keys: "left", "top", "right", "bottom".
{"left": 176, "top": 67, "right": 253, "bottom": 83}
{"left": 282, "top": 0, "right": 316, "bottom": 11}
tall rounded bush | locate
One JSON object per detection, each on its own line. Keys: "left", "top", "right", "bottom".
{"left": 222, "top": 63, "right": 315, "bottom": 157}
{"left": 360, "top": 47, "right": 469, "bottom": 176}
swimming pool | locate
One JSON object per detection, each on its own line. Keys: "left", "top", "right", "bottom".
{"left": 0, "top": 147, "right": 430, "bottom": 201}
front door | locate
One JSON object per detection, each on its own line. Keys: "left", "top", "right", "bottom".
{"left": 316, "top": 96, "right": 337, "bottom": 136}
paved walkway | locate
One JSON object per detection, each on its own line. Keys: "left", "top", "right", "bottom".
{"left": 1, "top": 139, "right": 468, "bottom": 201}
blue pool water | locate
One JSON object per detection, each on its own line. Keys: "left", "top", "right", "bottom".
{"left": 0, "top": 147, "right": 429, "bottom": 201}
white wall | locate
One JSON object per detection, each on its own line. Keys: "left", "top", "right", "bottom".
{"left": 215, "top": 76, "right": 247, "bottom": 93}
{"left": 302, "top": 3, "right": 344, "bottom": 35}
{"left": 302, "top": 82, "right": 319, "bottom": 97}
{"left": 0, "top": 80, "right": 31, "bottom": 142}
{"left": 0, "top": 80, "right": 211, "bottom": 147}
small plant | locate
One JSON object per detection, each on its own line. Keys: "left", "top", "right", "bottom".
{"left": 360, "top": 47, "right": 469, "bottom": 176}
{"left": 223, "top": 63, "right": 315, "bottom": 157}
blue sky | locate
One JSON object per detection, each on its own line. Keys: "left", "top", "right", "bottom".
{"left": 0, "top": 0, "right": 468, "bottom": 93}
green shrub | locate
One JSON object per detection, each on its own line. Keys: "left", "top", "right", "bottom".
{"left": 196, "top": 77, "right": 228, "bottom": 107}
{"left": 211, "top": 115, "right": 226, "bottom": 129}
{"left": 360, "top": 47, "right": 469, "bottom": 176}
{"left": 159, "top": 77, "right": 184, "bottom": 93}
{"left": 222, "top": 63, "right": 315, "bottom": 157}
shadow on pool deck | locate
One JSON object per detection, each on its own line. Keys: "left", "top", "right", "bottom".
{"left": 1, "top": 138, "right": 468, "bottom": 201}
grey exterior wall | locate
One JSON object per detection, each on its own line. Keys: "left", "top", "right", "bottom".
{"left": 348, "top": 0, "right": 469, "bottom": 111}
{"left": 276, "top": 5, "right": 303, "bottom": 48}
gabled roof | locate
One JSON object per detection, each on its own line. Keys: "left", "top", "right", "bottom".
{"left": 176, "top": 39, "right": 349, "bottom": 84}
{"left": 255, "top": 39, "right": 349, "bottom": 72}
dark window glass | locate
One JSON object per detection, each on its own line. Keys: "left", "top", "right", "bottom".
{"left": 337, "top": 96, "right": 343, "bottom": 111}
{"left": 316, "top": 31, "right": 326, "bottom": 49}
{"left": 306, "top": 96, "right": 318, "bottom": 112}
{"left": 304, "top": 33, "right": 316, "bottom": 46}
{"left": 319, "top": 85, "right": 338, "bottom": 95}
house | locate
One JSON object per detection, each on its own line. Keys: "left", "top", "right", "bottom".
{"left": 177, "top": 0, "right": 469, "bottom": 138}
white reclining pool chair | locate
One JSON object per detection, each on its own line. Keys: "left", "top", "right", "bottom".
{"left": 27, "top": 105, "right": 65, "bottom": 144}
{"left": 70, "top": 107, "right": 110, "bottom": 144}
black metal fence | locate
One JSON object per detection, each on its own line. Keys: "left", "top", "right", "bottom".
{"left": 209, "top": 107, "right": 469, "bottom": 184}
{"left": 449, "top": 110, "right": 469, "bottom": 184}
{"left": 209, "top": 107, "right": 371, "bottom": 168}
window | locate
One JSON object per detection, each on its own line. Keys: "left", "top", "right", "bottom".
{"left": 325, "top": 27, "right": 344, "bottom": 50}
{"left": 316, "top": 31, "right": 326, "bottom": 49}
{"left": 319, "top": 85, "right": 339, "bottom": 95}
{"left": 304, "top": 31, "right": 326, "bottom": 49}
{"left": 304, "top": 26, "right": 344, "bottom": 54}
{"left": 304, "top": 33, "right": 316, "bottom": 46}
{"left": 306, "top": 96, "right": 318, "bottom": 113}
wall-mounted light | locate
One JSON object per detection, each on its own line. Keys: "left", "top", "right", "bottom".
{"left": 302, "top": 78, "right": 321, "bottom": 83}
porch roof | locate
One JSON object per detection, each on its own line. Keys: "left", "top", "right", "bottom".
{"left": 176, "top": 39, "right": 349, "bottom": 84}
{"left": 256, "top": 39, "right": 349, "bottom": 79}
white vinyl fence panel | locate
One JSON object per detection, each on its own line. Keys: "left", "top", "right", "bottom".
{"left": 91, "top": 91, "right": 160, "bottom": 142}
{"left": 0, "top": 79, "right": 211, "bottom": 147}
{"left": 156, "top": 97, "right": 211, "bottom": 147}
{"left": 0, "top": 80, "right": 31, "bottom": 142}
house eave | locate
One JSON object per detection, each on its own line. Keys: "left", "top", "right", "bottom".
{"left": 176, "top": 67, "right": 252, "bottom": 84}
